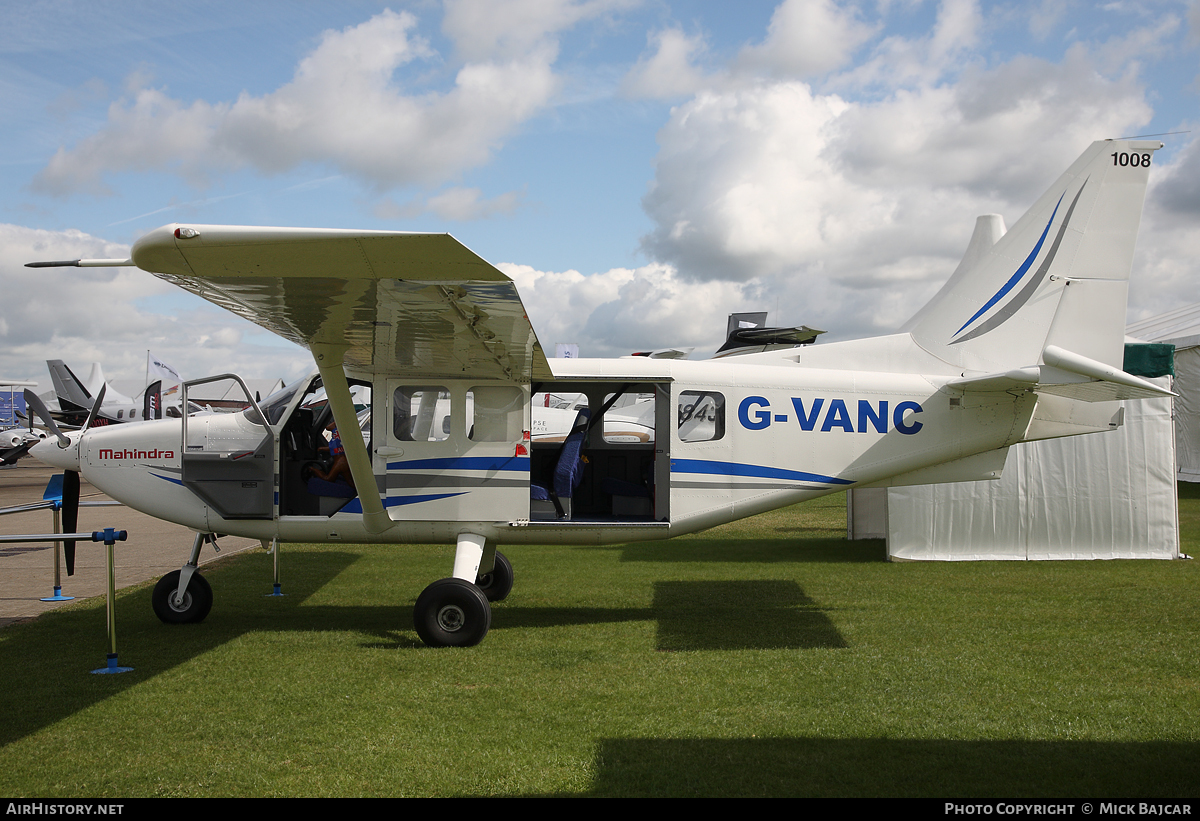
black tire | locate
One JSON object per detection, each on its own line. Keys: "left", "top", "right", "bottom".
{"left": 475, "top": 551, "right": 513, "bottom": 602}
{"left": 413, "top": 578, "right": 492, "bottom": 647}
{"left": 152, "top": 570, "right": 213, "bottom": 624}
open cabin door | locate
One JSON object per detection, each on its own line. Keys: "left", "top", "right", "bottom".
{"left": 379, "top": 380, "right": 531, "bottom": 522}
{"left": 529, "top": 381, "right": 671, "bottom": 523}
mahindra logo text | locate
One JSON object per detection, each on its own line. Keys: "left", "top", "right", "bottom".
{"left": 98, "top": 448, "right": 176, "bottom": 459}
{"left": 738, "top": 397, "right": 923, "bottom": 435}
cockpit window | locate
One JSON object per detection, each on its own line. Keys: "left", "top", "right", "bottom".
{"left": 243, "top": 381, "right": 306, "bottom": 427}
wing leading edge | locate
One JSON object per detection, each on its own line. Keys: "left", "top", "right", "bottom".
{"left": 131, "top": 224, "right": 552, "bottom": 383}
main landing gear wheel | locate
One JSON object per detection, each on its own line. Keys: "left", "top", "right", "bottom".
{"left": 414, "top": 578, "right": 492, "bottom": 648}
{"left": 475, "top": 551, "right": 513, "bottom": 602}
{"left": 151, "top": 569, "right": 213, "bottom": 624}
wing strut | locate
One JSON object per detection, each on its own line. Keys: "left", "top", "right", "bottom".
{"left": 312, "top": 344, "right": 394, "bottom": 534}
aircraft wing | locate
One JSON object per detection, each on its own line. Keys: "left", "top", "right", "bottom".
{"left": 130, "top": 225, "right": 552, "bottom": 382}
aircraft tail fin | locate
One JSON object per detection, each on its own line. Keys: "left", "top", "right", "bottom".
{"left": 904, "top": 139, "right": 1162, "bottom": 376}
{"left": 46, "top": 360, "right": 94, "bottom": 413}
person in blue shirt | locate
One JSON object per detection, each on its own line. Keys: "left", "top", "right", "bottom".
{"left": 308, "top": 421, "right": 355, "bottom": 490}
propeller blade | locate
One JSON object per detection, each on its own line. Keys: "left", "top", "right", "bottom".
{"left": 23, "top": 389, "right": 69, "bottom": 447}
{"left": 82, "top": 384, "right": 107, "bottom": 430}
{"left": 61, "top": 470, "right": 79, "bottom": 576}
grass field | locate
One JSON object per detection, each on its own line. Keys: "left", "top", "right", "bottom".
{"left": 1, "top": 491, "right": 1197, "bottom": 797}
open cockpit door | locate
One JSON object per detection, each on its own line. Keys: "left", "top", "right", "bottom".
{"left": 270, "top": 375, "right": 373, "bottom": 518}
{"left": 180, "top": 374, "right": 274, "bottom": 519}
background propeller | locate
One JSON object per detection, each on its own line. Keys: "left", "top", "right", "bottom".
{"left": 82, "top": 384, "right": 106, "bottom": 431}
{"left": 22, "top": 386, "right": 105, "bottom": 576}
{"left": 22, "top": 389, "right": 68, "bottom": 448}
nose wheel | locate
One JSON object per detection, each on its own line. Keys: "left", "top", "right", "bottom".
{"left": 414, "top": 578, "right": 492, "bottom": 647}
{"left": 151, "top": 569, "right": 213, "bottom": 624}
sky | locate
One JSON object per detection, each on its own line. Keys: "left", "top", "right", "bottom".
{"left": 1, "top": 0, "right": 1197, "bottom": 391}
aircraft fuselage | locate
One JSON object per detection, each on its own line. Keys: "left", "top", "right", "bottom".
{"left": 53, "top": 350, "right": 1032, "bottom": 548}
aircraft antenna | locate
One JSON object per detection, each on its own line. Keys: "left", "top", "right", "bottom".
{"left": 1114, "top": 130, "right": 1190, "bottom": 140}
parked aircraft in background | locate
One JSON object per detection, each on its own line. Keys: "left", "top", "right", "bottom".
{"left": 27, "top": 139, "right": 1170, "bottom": 648}
{"left": 48, "top": 360, "right": 144, "bottom": 425}
{"left": 47, "top": 359, "right": 184, "bottom": 424}
{"left": 0, "top": 380, "right": 45, "bottom": 465}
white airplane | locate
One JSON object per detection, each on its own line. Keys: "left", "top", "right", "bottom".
{"left": 0, "top": 380, "right": 46, "bottom": 465}
{"left": 46, "top": 360, "right": 166, "bottom": 424}
{"left": 28, "top": 139, "right": 1171, "bottom": 647}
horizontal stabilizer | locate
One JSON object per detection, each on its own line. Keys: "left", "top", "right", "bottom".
{"left": 946, "top": 368, "right": 1040, "bottom": 392}
{"left": 947, "top": 345, "right": 1174, "bottom": 402}
{"left": 1041, "top": 345, "right": 1175, "bottom": 400}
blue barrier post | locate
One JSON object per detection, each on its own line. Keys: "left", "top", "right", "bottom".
{"left": 90, "top": 528, "right": 132, "bottom": 675}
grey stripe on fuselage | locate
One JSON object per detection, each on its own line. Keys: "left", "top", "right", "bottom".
{"left": 384, "top": 473, "right": 528, "bottom": 490}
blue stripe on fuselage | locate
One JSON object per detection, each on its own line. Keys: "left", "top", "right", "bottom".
{"left": 671, "top": 458, "right": 852, "bottom": 485}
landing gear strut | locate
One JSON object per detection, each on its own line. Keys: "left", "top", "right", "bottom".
{"left": 475, "top": 551, "right": 513, "bottom": 602}
{"left": 414, "top": 534, "right": 510, "bottom": 647}
{"left": 152, "top": 532, "right": 217, "bottom": 624}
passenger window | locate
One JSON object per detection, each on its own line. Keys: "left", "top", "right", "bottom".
{"left": 531, "top": 391, "right": 588, "bottom": 442}
{"left": 678, "top": 391, "right": 725, "bottom": 442}
{"left": 393, "top": 387, "right": 450, "bottom": 442}
{"left": 602, "top": 392, "right": 655, "bottom": 444}
{"left": 468, "top": 386, "right": 524, "bottom": 442}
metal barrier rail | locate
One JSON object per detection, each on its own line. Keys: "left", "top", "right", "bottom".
{"left": 1, "top": 528, "right": 133, "bottom": 674}
{"left": 0, "top": 530, "right": 122, "bottom": 542}
{"left": 0, "top": 498, "right": 123, "bottom": 602}
{"left": 0, "top": 500, "right": 121, "bottom": 517}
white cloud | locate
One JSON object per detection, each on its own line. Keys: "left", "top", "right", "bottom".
{"left": 638, "top": 5, "right": 1160, "bottom": 340}
{"left": 1152, "top": 132, "right": 1200, "bottom": 217}
{"left": 736, "top": 0, "right": 877, "bottom": 78}
{"left": 499, "top": 261, "right": 763, "bottom": 357}
{"left": 376, "top": 187, "right": 523, "bottom": 221}
{"left": 33, "top": 9, "right": 560, "bottom": 195}
{"left": 442, "top": 0, "right": 635, "bottom": 61}
{"left": 1092, "top": 13, "right": 1181, "bottom": 77}
{"left": 1027, "top": 0, "right": 1070, "bottom": 41}
{"left": 832, "top": 0, "right": 982, "bottom": 91}
{"left": 425, "top": 187, "right": 522, "bottom": 220}
{"left": 1129, "top": 134, "right": 1200, "bottom": 321}
{"left": 621, "top": 29, "right": 710, "bottom": 99}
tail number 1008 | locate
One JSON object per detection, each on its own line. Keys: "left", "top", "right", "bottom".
{"left": 1113, "top": 152, "right": 1151, "bottom": 167}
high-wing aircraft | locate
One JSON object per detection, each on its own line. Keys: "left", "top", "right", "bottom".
{"left": 28, "top": 139, "right": 1171, "bottom": 647}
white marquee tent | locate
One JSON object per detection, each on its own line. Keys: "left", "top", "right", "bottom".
{"left": 1127, "top": 303, "right": 1200, "bottom": 483}
{"left": 848, "top": 354, "right": 1180, "bottom": 561}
